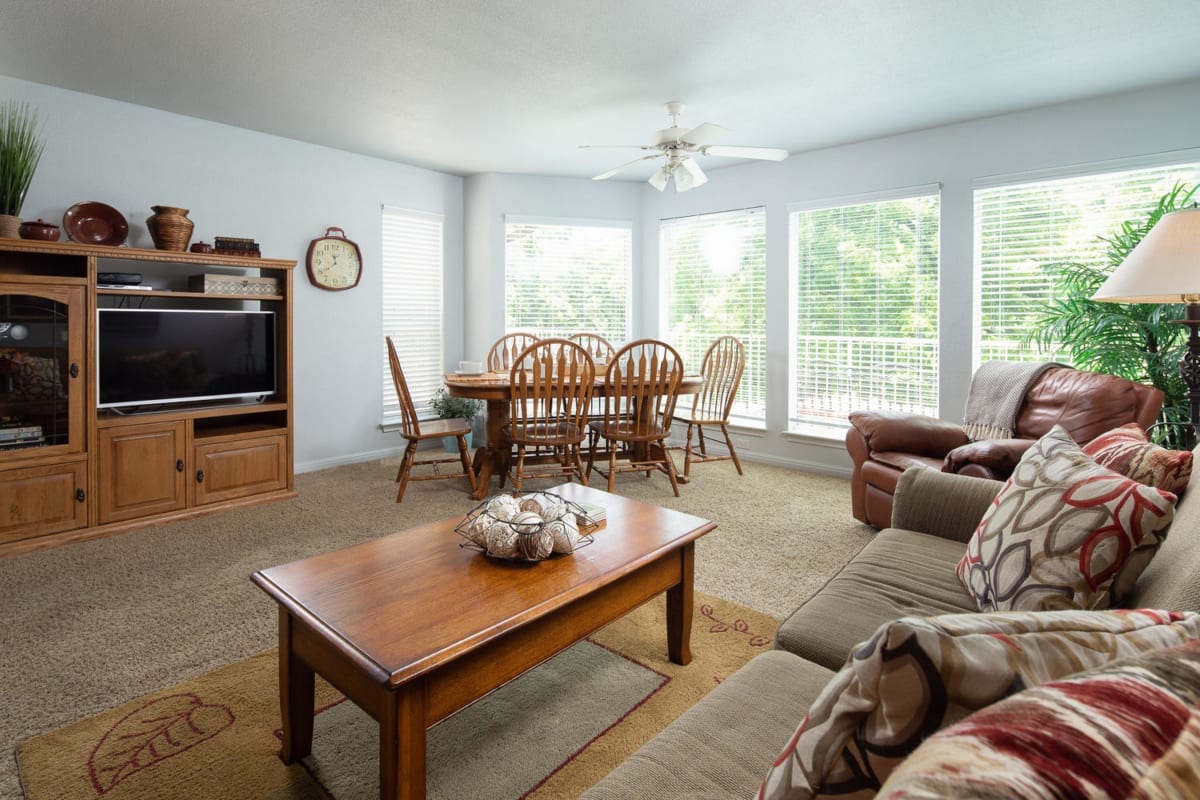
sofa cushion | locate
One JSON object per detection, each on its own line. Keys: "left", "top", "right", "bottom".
{"left": 1083, "top": 422, "right": 1193, "bottom": 494}
{"left": 775, "top": 529, "right": 975, "bottom": 670}
{"left": 579, "top": 651, "right": 834, "bottom": 800}
{"left": 758, "top": 610, "right": 1200, "bottom": 800}
{"left": 957, "top": 425, "right": 1176, "bottom": 612}
{"left": 876, "top": 639, "right": 1200, "bottom": 800}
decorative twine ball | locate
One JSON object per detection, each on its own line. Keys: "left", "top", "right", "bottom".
{"left": 518, "top": 526, "right": 554, "bottom": 560}
{"left": 546, "top": 519, "right": 579, "bottom": 554}
{"left": 541, "top": 502, "right": 568, "bottom": 523}
{"left": 560, "top": 511, "right": 579, "bottom": 534}
{"left": 485, "top": 522, "right": 519, "bottom": 559}
{"left": 466, "top": 513, "right": 491, "bottom": 546}
{"left": 519, "top": 497, "right": 544, "bottom": 515}
{"left": 486, "top": 495, "right": 520, "bottom": 522}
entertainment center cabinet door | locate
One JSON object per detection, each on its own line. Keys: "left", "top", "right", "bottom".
{"left": 194, "top": 434, "right": 288, "bottom": 506}
{"left": 0, "top": 461, "right": 87, "bottom": 543}
{"left": 98, "top": 421, "right": 187, "bottom": 524}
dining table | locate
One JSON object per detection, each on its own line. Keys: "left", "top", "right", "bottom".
{"left": 445, "top": 371, "right": 704, "bottom": 499}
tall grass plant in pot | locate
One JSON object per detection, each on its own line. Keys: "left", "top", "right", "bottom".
{"left": 1027, "top": 182, "right": 1198, "bottom": 445}
{"left": 430, "top": 387, "right": 483, "bottom": 452}
{"left": 0, "top": 101, "right": 46, "bottom": 238}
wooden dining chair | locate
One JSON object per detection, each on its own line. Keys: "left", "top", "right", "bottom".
{"left": 587, "top": 339, "right": 684, "bottom": 496}
{"left": 487, "top": 332, "right": 541, "bottom": 372}
{"left": 503, "top": 338, "right": 595, "bottom": 490}
{"left": 674, "top": 335, "right": 745, "bottom": 480}
{"left": 567, "top": 332, "right": 616, "bottom": 363}
{"left": 386, "top": 337, "right": 477, "bottom": 503}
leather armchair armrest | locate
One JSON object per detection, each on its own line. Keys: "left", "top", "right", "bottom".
{"left": 942, "top": 439, "right": 1036, "bottom": 480}
{"left": 891, "top": 467, "right": 1004, "bottom": 543}
{"left": 848, "top": 410, "right": 970, "bottom": 458}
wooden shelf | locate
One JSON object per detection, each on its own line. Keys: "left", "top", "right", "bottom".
{"left": 96, "top": 288, "right": 284, "bottom": 301}
{"left": 0, "top": 238, "right": 294, "bottom": 271}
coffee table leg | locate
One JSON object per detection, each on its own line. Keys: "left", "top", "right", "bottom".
{"left": 278, "top": 609, "right": 314, "bottom": 763}
{"left": 666, "top": 542, "right": 695, "bottom": 665}
{"left": 380, "top": 679, "right": 428, "bottom": 800}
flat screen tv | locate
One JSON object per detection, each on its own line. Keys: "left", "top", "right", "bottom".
{"left": 97, "top": 309, "right": 276, "bottom": 409}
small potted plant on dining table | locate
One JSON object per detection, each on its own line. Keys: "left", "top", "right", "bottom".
{"left": 430, "top": 388, "right": 483, "bottom": 453}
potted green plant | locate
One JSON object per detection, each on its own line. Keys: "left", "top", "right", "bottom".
{"left": 1027, "top": 181, "right": 1198, "bottom": 445}
{"left": 0, "top": 101, "right": 46, "bottom": 238}
{"left": 430, "top": 387, "right": 483, "bottom": 452}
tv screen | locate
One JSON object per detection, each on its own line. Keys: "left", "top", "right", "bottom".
{"left": 97, "top": 309, "right": 276, "bottom": 409}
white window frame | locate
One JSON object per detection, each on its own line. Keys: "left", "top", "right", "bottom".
{"left": 972, "top": 154, "right": 1200, "bottom": 368}
{"left": 503, "top": 216, "right": 633, "bottom": 343}
{"left": 381, "top": 206, "right": 444, "bottom": 425}
{"left": 659, "top": 206, "right": 767, "bottom": 426}
{"left": 787, "top": 184, "right": 941, "bottom": 438}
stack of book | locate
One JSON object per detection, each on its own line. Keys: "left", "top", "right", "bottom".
{"left": 575, "top": 502, "right": 606, "bottom": 532}
{"left": 0, "top": 425, "right": 44, "bottom": 446}
{"left": 213, "top": 236, "right": 261, "bottom": 258}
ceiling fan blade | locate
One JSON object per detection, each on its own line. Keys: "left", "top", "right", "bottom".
{"left": 680, "top": 122, "right": 728, "bottom": 147}
{"left": 592, "top": 154, "right": 661, "bottom": 181}
{"left": 578, "top": 144, "right": 652, "bottom": 150}
{"left": 702, "top": 145, "right": 789, "bottom": 161}
{"left": 648, "top": 165, "right": 671, "bottom": 192}
{"left": 675, "top": 158, "right": 708, "bottom": 192}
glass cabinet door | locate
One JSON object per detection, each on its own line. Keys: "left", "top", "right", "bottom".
{"left": 0, "top": 284, "right": 84, "bottom": 457}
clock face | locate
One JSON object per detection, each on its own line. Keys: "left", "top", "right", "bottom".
{"left": 306, "top": 235, "right": 362, "bottom": 290}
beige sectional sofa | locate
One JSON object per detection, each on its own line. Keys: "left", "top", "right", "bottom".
{"left": 580, "top": 463, "right": 1200, "bottom": 799}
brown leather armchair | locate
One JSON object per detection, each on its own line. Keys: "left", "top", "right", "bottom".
{"left": 846, "top": 367, "right": 1164, "bottom": 528}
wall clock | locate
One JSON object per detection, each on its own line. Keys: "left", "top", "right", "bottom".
{"left": 306, "top": 227, "right": 363, "bottom": 291}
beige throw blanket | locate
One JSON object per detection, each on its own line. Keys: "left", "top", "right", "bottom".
{"left": 962, "top": 361, "right": 1067, "bottom": 441}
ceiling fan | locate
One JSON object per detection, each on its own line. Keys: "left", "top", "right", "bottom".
{"left": 581, "top": 101, "right": 789, "bottom": 192}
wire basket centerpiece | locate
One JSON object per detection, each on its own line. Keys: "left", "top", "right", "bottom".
{"left": 456, "top": 490, "right": 600, "bottom": 562}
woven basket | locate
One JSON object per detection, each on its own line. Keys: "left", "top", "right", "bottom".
{"left": 147, "top": 206, "right": 194, "bottom": 251}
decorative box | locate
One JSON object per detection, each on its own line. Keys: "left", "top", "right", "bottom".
{"left": 188, "top": 273, "right": 281, "bottom": 296}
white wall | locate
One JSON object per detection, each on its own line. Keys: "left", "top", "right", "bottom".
{"left": 0, "top": 75, "right": 464, "bottom": 473}
{"left": 637, "top": 78, "right": 1200, "bottom": 475}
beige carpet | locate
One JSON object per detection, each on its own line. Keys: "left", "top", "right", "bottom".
{"left": 0, "top": 455, "right": 872, "bottom": 800}
{"left": 17, "top": 593, "right": 777, "bottom": 800}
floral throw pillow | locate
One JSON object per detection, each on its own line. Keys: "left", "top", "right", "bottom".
{"left": 1083, "top": 422, "right": 1193, "bottom": 495}
{"left": 956, "top": 425, "right": 1176, "bottom": 612}
{"left": 876, "top": 639, "right": 1200, "bottom": 800}
{"left": 756, "top": 610, "right": 1200, "bottom": 800}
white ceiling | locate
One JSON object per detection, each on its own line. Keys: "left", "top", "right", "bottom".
{"left": 3, "top": 1, "right": 1200, "bottom": 182}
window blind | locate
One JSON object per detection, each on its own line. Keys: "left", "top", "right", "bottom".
{"left": 790, "top": 192, "right": 940, "bottom": 434}
{"left": 504, "top": 219, "right": 631, "bottom": 343}
{"left": 660, "top": 207, "right": 766, "bottom": 423}
{"left": 974, "top": 162, "right": 1200, "bottom": 365}
{"left": 382, "top": 207, "right": 443, "bottom": 423}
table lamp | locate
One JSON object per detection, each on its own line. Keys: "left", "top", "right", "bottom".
{"left": 1093, "top": 206, "right": 1200, "bottom": 435}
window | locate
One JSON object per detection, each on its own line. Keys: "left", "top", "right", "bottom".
{"left": 382, "top": 207, "right": 443, "bottom": 422}
{"left": 790, "top": 189, "right": 940, "bottom": 435}
{"left": 504, "top": 218, "right": 631, "bottom": 343}
{"left": 660, "top": 207, "right": 766, "bottom": 424}
{"left": 975, "top": 161, "right": 1200, "bottom": 365}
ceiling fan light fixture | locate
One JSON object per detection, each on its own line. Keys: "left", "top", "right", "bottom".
{"left": 676, "top": 158, "right": 708, "bottom": 192}
{"left": 648, "top": 165, "right": 671, "bottom": 192}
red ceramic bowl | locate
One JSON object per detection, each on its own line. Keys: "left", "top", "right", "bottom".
{"left": 18, "top": 219, "right": 61, "bottom": 241}
{"left": 63, "top": 202, "right": 129, "bottom": 246}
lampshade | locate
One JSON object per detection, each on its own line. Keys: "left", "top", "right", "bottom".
{"left": 1093, "top": 207, "right": 1200, "bottom": 303}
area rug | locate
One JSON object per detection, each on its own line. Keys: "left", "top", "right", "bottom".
{"left": 18, "top": 593, "right": 777, "bottom": 800}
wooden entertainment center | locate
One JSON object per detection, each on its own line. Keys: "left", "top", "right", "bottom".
{"left": 0, "top": 238, "right": 295, "bottom": 557}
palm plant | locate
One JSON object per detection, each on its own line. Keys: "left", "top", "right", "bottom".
{"left": 0, "top": 101, "right": 45, "bottom": 217}
{"left": 1027, "top": 182, "right": 1199, "bottom": 444}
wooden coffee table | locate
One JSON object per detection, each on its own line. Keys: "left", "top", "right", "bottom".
{"left": 251, "top": 483, "right": 715, "bottom": 800}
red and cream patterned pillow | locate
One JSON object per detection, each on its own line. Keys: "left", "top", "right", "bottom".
{"left": 876, "top": 639, "right": 1200, "bottom": 800}
{"left": 756, "top": 609, "right": 1200, "bottom": 800}
{"left": 1083, "top": 422, "right": 1192, "bottom": 495}
{"left": 957, "top": 425, "right": 1176, "bottom": 612}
